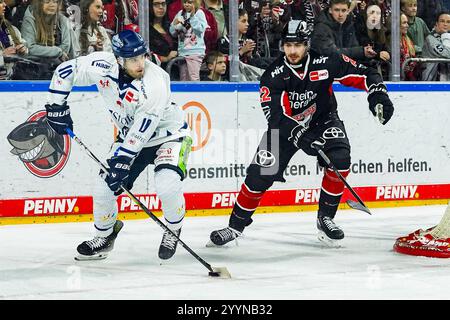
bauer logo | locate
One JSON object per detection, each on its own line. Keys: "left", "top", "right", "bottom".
{"left": 7, "top": 110, "right": 71, "bottom": 178}
{"left": 182, "top": 101, "right": 211, "bottom": 151}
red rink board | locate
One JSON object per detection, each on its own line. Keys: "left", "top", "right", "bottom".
{"left": 0, "top": 183, "right": 449, "bottom": 218}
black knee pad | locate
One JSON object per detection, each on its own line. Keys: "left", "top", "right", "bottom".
{"left": 244, "top": 167, "right": 276, "bottom": 192}
{"left": 318, "top": 147, "right": 351, "bottom": 170}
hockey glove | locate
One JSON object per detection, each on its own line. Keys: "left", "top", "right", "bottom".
{"left": 105, "top": 156, "right": 132, "bottom": 194}
{"left": 367, "top": 83, "right": 394, "bottom": 125}
{"left": 288, "top": 124, "right": 308, "bottom": 148}
{"left": 45, "top": 102, "right": 73, "bottom": 135}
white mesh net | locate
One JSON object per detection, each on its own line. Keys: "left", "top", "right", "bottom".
{"left": 428, "top": 204, "right": 450, "bottom": 239}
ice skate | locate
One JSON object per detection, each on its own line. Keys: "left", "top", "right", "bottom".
{"left": 317, "top": 216, "right": 344, "bottom": 248}
{"left": 75, "top": 220, "right": 124, "bottom": 261}
{"left": 158, "top": 228, "right": 181, "bottom": 260}
{"left": 207, "top": 227, "right": 241, "bottom": 247}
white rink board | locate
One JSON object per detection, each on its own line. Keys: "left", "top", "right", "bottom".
{"left": 0, "top": 86, "right": 449, "bottom": 198}
{"left": 0, "top": 205, "right": 449, "bottom": 299}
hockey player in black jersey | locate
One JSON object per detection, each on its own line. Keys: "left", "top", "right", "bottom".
{"left": 209, "top": 19, "right": 394, "bottom": 247}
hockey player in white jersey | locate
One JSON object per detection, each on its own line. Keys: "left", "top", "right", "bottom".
{"left": 45, "top": 30, "right": 191, "bottom": 261}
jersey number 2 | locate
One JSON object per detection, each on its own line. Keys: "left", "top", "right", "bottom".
{"left": 260, "top": 86, "right": 271, "bottom": 103}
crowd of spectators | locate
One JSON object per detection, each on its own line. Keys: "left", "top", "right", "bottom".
{"left": 1, "top": 0, "right": 450, "bottom": 81}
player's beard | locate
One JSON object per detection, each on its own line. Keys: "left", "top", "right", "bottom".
{"left": 284, "top": 44, "right": 308, "bottom": 65}
{"left": 126, "top": 67, "right": 144, "bottom": 79}
{"left": 286, "top": 54, "right": 302, "bottom": 65}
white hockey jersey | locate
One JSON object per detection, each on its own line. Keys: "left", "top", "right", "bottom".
{"left": 47, "top": 51, "right": 188, "bottom": 158}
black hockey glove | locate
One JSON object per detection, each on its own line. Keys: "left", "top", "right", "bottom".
{"left": 288, "top": 124, "right": 308, "bottom": 148}
{"left": 45, "top": 102, "right": 73, "bottom": 135}
{"left": 367, "top": 83, "right": 394, "bottom": 125}
{"left": 105, "top": 156, "right": 132, "bottom": 194}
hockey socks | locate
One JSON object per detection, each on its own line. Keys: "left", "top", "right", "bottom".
{"left": 230, "top": 183, "right": 264, "bottom": 232}
{"left": 319, "top": 168, "right": 350, "bottom": 218}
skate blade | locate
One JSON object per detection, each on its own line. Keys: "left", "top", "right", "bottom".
{"left": 74, "top": 252, "right": 109, "bottom": 261}
{"left": 206, "top": 240, "right": 222, "bottom": 248}
{"left": 317, "top": 231, "right": 342, "bottom": 248}
{"left": 209, "top": 267, "right": 232, "bottom": 279}
{"left": 158, "top": 255, "right": 175, "bottom": 265}
{"left": 205, "top": 239, "right": 239, "bottom": 248}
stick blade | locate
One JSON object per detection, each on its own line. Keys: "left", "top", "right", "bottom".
{"left": 346, "top": 200, "right": 372, "bottom": 215}
{"left": 209, "top": 267, "right": 232, "bottom": 279}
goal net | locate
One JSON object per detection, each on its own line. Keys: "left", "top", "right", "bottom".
{"left": 393, "top": 204, "right": 450, "bottom": 258}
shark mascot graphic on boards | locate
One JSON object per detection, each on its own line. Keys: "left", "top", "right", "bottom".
{"left": 7, "top": 110, "right": 71, "bottom": 178}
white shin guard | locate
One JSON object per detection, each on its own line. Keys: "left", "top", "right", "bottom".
{"left": 154, "top": 169, "right": 185, "bottom": 231}
{"left": 93, "top": 174, "right": 118, "bottom": 237}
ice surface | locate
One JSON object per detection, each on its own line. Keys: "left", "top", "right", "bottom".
{"left": 0, "top": 205, "right": 449, "bottom": 300}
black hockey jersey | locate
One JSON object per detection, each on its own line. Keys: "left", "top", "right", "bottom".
{"left": 259, "top": 49, "right": 384, "bottom": 142}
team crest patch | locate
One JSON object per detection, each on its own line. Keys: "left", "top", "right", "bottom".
{"left": 7, "top": 110, "right": 71, "bottom": 178}
{"left": 309, "top": 70, "right": 329, "bottom": 81}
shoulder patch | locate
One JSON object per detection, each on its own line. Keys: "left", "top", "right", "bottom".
{"left": 91, "top": 59, "right": 113, "bottom": 70}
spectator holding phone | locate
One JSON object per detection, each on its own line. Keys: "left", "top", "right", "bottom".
{"left": 170, "top": 0, "right": 207, "bottom": 81}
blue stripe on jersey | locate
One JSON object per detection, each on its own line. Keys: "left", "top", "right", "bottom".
{"left": 105, "top": 75, "right": 119, "bottom": 84}
{"left": 114, "top": 146, "right": 138, "bottom": 157}
{"left": 48, "top": 89, "right": 70, "bottom": 96}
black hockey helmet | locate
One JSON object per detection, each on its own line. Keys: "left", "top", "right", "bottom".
{"left": 282, "top": 20, "right": 312, "bottom": 44}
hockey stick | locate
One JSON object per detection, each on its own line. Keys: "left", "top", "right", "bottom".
{"left": 311, "top": 141, "right": 372, "bottom": 215}
{"left": 66, "top": 128, "right": 231, "bottom": 278}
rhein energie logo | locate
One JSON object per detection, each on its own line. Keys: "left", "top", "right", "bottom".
{"left": 7, "top": 110, "right": 71, "bottom": 178}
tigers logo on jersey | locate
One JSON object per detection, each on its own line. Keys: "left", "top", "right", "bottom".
{"left": 7, "top": 110, "right": 71, "bottom": 178}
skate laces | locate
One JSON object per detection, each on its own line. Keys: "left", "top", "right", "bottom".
{"left": 162, "top": 230, "right": 179, "bottom": 249}
{"left": 322, "top": 217, "right": 339, "bottom": 231}
{"left": 86, "top": 236, "right": 107, "bottom": 249}
{"left": 218, "top": 227, "right": 240, "bottom": 241}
